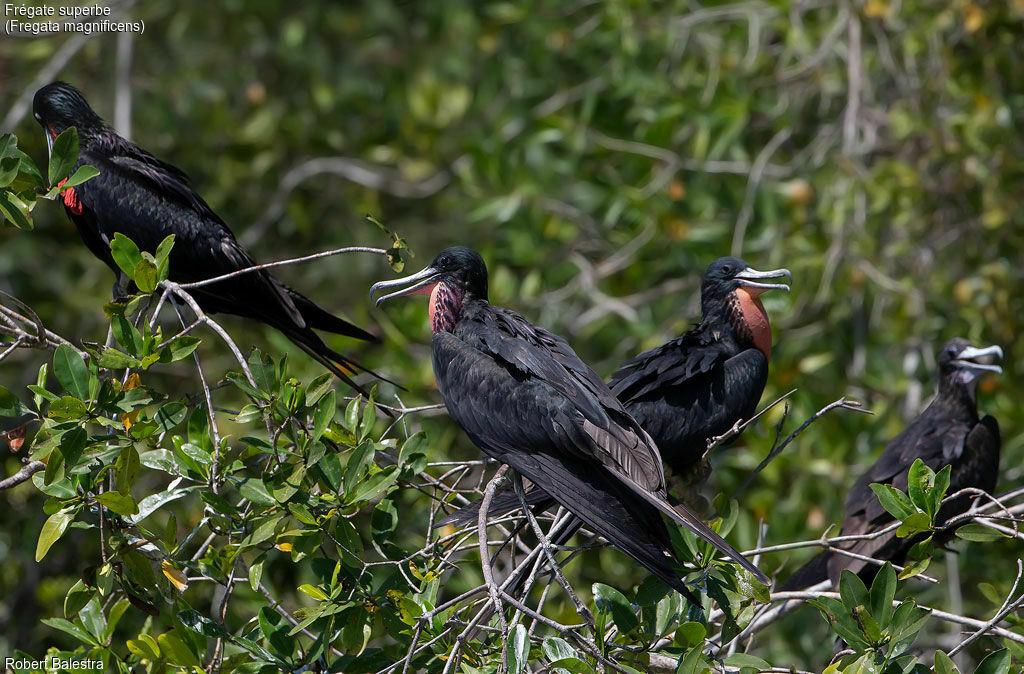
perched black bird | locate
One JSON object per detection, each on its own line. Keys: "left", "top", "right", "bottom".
{"left": 32, "top": 82, "right": 379, "bottom": 392}
{"left": 609, "top": 256, "right": 791, "bottom": 473}
{"left": 437, "top": 256, "right": 791, "bottom": 526}
{"left": 780, "top": 338, "right": 1002, "bottom": 590}
{"left": 371, "top": 247, "right": 769, "bottom": 598}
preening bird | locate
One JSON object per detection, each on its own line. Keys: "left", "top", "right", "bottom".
{"left": 437, "top": 256, "right": 791, "bottom": 526}
{"left": 371, "top": 246, "right": 770, "bottom": 598}
{"left": 780, "top": 338, "right": 1002, "bottom": 590}
{"left": 32, "top": 82, "right": 380, "bottom": 392}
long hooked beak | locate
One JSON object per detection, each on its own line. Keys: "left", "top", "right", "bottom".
{"left": 44, "top": 127, "right": 55, "bottom": 158}
{"left": 735, "top": 266, "right": 793, "bottom": 293}
{"left": 953, "top": 344, "right": 1003, "bottom": 375}
{"left": 370, "top": 266, "right": 442, "bottom": 307}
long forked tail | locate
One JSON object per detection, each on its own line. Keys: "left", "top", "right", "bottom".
{"left": 615, "top": 472, "right": 769, "bottom": 584}
{"left": 288, "top": 287, "right": 380, "bottom": 343}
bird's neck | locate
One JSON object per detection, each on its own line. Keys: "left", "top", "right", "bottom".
{"left": 429, "top": 282, "right": 464, "bottom": 333}
{"left": 725, "top": 288, "right": 772, "bottom": 359}
{"left": 936, "top": 377, "right": 980, "bottom": 422}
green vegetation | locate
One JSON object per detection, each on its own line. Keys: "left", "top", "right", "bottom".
{"left": 1, "top": 1, "right": 1022, "bottom": 671}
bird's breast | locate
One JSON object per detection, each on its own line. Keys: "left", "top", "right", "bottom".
{"left": 57, "top": 177, "right": 84, "bottom": 215}
{"left": 732, "top": 288, "right": 772, "bottom": 360}
{"left": 430, "top": 282, "right": 463, "bottom": 334}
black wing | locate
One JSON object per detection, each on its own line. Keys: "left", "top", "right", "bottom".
{"left": 434, "top": 304, "right": 767, "bottom": 582}
{"left": 827, "top": 409, "right": 998, "bottom": 584}
{"left": 609, "top": 325, "right": 736, "bottom": 404}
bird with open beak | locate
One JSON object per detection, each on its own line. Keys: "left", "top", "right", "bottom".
{"left": 372, "top": 246, "right": 770, "bottom": 602}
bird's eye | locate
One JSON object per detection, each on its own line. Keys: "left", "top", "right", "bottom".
{"left": 33, "top": 113, "right": 42, "bottom": 121}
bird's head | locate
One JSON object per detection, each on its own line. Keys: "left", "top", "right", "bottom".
{"left": 702, "top": 257, "right": 792, "bottom": 303}
{"left": 370, "top": 246, "right": 488, "bottom": 333}
{"left": 701, "top": 256, "right": 792, "bottom": 357}
{"left": 32, "top": 82, "right": 105, "bottom": 157}
{"left": 938, "top": 338, "right": 1002, "bottom": 391}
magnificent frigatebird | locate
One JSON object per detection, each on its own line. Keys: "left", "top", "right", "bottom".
{"left": 780, "top": 338, "right": 1002, "bottom": 590}
{"left": 32, "top": 82, "right": 380, "bottom": 392}
{"left": 371, "top": 246, "right": 769, "bottom": 597}
{"left": 437, "top": 256, "right": 791, "bottom": 526}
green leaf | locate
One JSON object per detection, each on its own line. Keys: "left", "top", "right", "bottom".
{"left": 239, "top": 478, "right": 276, "bottom": 507}
{"left": 343, "top": 441, "right": 374, "bottom": 492}
{"left": 60, "top": 164, "right": 100, "bottom": 190}
{"left": 542, "top": 636, "right": 576, "bottom": 662}
{"left": 154, "top": 234, "right": 175, "bottom": 283}
{"left": 954, "top": 523, "right": 1006, "bottom": 542}
{"left": 869, "top": 483, "right": 916, "bottom": 521}
{"left": 103, "top": 598, "right": 130, "bottom": 642}
{"left": 839, "top": 569, "right": 870, "bottom": 615}
{"left": 111, "top": 316, "right": 144, "bottom": 356}
{"left": 48, "top": 127, "right": 80, "bottom": 185}
{"left": 178, "top": 608, "right": 229, "bottom": 637}
{"left": 0, "top": 154, "right": 21, "bottom": 187}
{"left": 348, "top": 464, "right": 399, "bottom": 503}
{"left": 0, "top": 384, "right": 30, "bottom": 417}
{"left": 868, "top": 562, "right": 896, "bottom": 629}
{"left": 676, "top": 644, "right": 712, "bottom": 674}
{"left": 95, "top": 491, "right": 139, "bottom": 516}
{"left": 53, "top": 343, "right": 90, "bottom": 399}
{"left": 0, "top": 189, "right": 33, "bottom": 230}
{"left": 906, "top": 458, "right": 934, "bottom": 514}
{"left": 298, "top": 583, "right": 327, "bottom": 600}
{"left": 132, "top": 255, "right": 159, "bottom": 293}
{"left": 507, "top": 623, "right": 530, "bottom": 674}
{"left": 974, "top": 649, "right": 1010, "bottom": 674}
{"left": 110, "top": 233, "right": 143, "bottom": 281}
{"left": 722, "top": 654, "right": 771, "bottom": 670}
{"left": 854, "top": 604, "right": 883, "bottom": 643}
{"left": 593, "top": 582, "right": 638, "bottom": 634}
{"left": 896, "top": 512, "right": 932, "bottom": 538}
{"left": 806, "top": 596, "right": 869, "bottom": 649}
{"left": 934, "top": 651, "right": 959, "bottom": 674}
{"left": 36, "top": 508, "right": 74, "bottom": 562}
{"left": 63, "top": 580, "right": 92, "bottom": 619}
{"left": 249, "top": 557, "right": 265, "bottom": 592}
{"left": 312, "top": 389, "right": 336, "bottom": 443}
{"left": 897, "top": 556, "right": 931, "bottom": 580}
{"left": 159, "top": 336, "right": 201, "bottom": 363}
{"left": 157, "top": 631, "right": 201, "bottom": 667}
{"left": 675, "top": 620, "right": 706, "bottom": 648}
{"left": 115, "top": 444, "right": 141, "bottom": 494}
{"left": 40, "top": 617, "right": 98, "bottom": 646}
{"left": 0, "top": 134, "right": 17, "bottom": 159}
{"left": 930, "top": 464, "right": 952, "bottom": 515}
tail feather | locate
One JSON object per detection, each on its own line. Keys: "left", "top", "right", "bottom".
{"left": 495, "top": 450, "right": 704, "bottom": 601}
{"left": 435, "top": 483, "right": 553, "bottom": 528}
{"left": 287, "top": 287, "right": 379, "bottom": 343}
{"left": 615, "top": 471, "right": 768, "bottom": 584}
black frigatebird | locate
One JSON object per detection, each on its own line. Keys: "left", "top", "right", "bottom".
{"left": 609, "top": 256, "right": 791, "bottom": 473}
{"left": 780, "top": 338, "right": 1002, "bottom": 590}
{"left": 32, "top": 82, "right": 380, "bottom": 392}
{"left": 371, "top": 246, "right": 770, "bottom": 597}
{"left": 438, "top": 256, "right": 791, "bottom": 526}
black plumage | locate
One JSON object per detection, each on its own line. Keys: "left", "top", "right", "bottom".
{"left": 780, "top": 338, "right": 1002, "bottom": 590}
{"left": 609, "top": 256, "right": 790, "bottom": 474}
{"left": 437, "top": 256, "right": 790, "bottom": 526}
{"left": 371, "top": 247, "right": 769, "bottom": 598}
{"left": 32, "top": 82, "right": 379, "bottom": 392}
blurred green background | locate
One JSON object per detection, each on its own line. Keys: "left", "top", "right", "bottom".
{"left": 2, "top": 0, "right": 1022, "bottom": 669}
